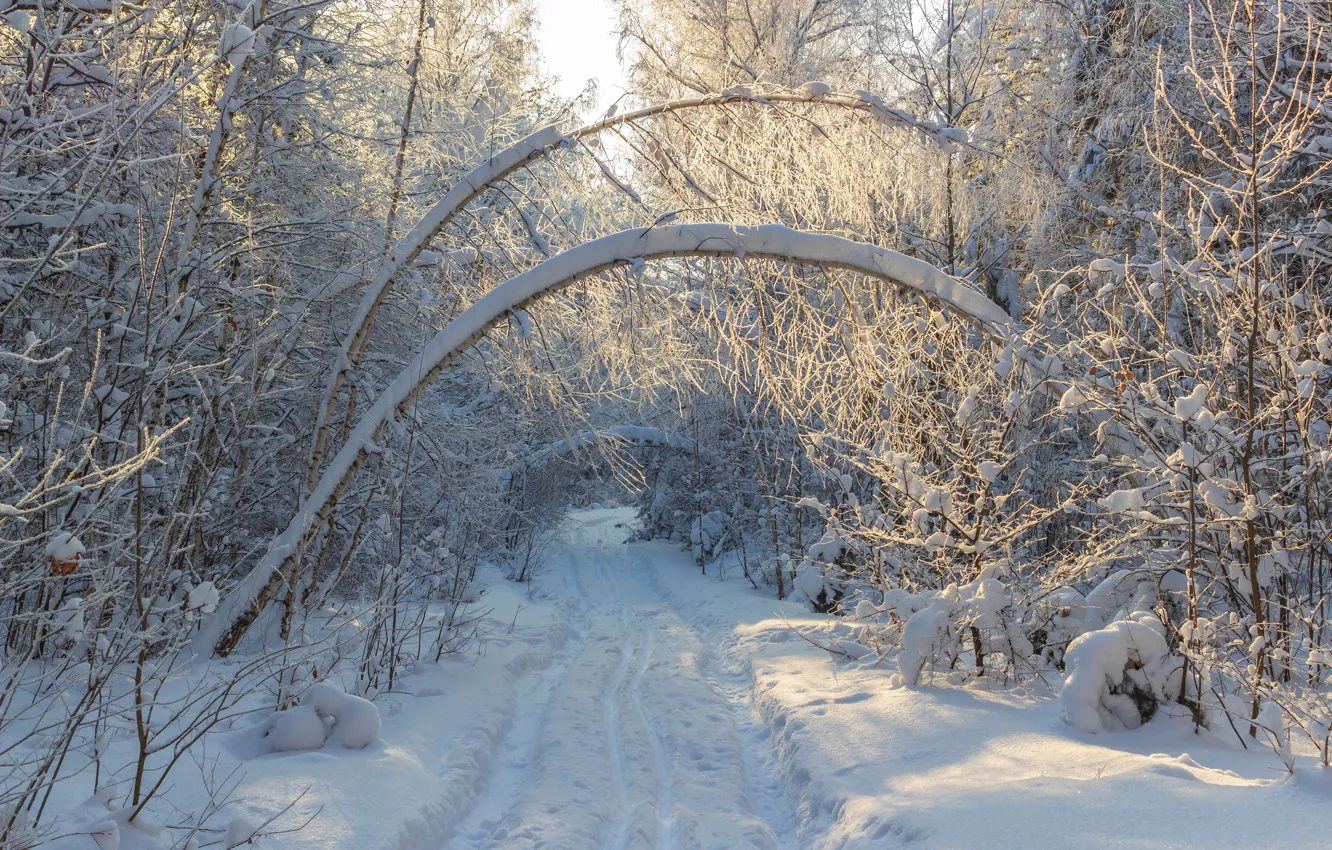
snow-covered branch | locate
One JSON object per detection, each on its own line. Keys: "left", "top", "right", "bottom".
{"left": 203, "top": 223, "right": 1010, "bottom": 656}
{"left": 305, "top": 87, "right": 955, "bottom": 492}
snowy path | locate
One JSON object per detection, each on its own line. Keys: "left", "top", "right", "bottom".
{"left": 444, "top": 513, "right": 792, "bottom": 850}
{"left": 428, "top": 509, "right": 1332, "bottom": 850}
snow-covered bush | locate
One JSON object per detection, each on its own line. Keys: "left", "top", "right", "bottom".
{"left": 1027, "top": 0, "right": 1332, "bottom": 755}
{"left": 303, "top": 682, "right": 381, "bottom": 748}
{"left": 268, "top": 704, "right": 331, "bottom": 753}
{"left": 1060, "top": 614, "right": 1181, "bottom": 733}
{"left": 753, "top": 284, "right": 1081, "bottom": 681}
{"left": 689, "top": 509, "right": 731, "bottom": 561}
{"left": 793, "top": 524, "right": 863, "bottom": 613}
{"left": 265, "top": 682, "right": 381, "bottom": 752}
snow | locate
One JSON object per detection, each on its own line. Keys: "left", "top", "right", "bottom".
{"left": 5, "top": 10, "right": 32, "bottom": 34}
{"left": 602, "top": 511, "right": 1332, "bottom": 849}
{"left": 52, "top": 799, "right": 162, "bottom": 850}
{"left": 31, "top": 509, "right": 1332, "bottom": 848}
{"left": 1089, "top": 257, "right": 1127, "bottom": 280}
{"left": 267, "top": 704, "right": 329, "bottom": 753}
{"left": 218, "top": 23, "right": 257, "bottom": 66}
{"left": 53, "top": 598, "right": 84, "bottom": 639}
{"left": 1060, "top": 614, "right": 1174, "bottom": 733}
{"left": 1166, "top": 347, "right": 1195, "bottom": 370}
{"left": 226, "top": 817, "right": 258, "bottom": 847}
{"left": 44, "top": 531, "right": 85, "bottom": 562}
{"left": 800, "top": 81, "right": 833, "bottom": 98}
{"left": 898, "top": 602, "right": 953, "bottom": 685}
{"left": 308, "top": 122, "right": 569, "bottom": 498}
{"left": 187, "top": 580, "right": 219, "bottom": 613}
{"left": 1099, "top": 487, "right": 1145, "bottom": 513}
{"left": 33, "top": 565, "right": 576, "bottom": 850}
{"left": 1057, "top": 383, "right": 1089, "bottom": 413}
{"left": 1174, "top": 382, "right": 1210, "bottom": 421}
{"left": 955, "top": 385, "right": 980, "bottom": 423}
{"left": 438, "top": 510, "right": 789, "bottom": 849}
{"left": 302, "top": 682, "right": 381, "bottom": 749}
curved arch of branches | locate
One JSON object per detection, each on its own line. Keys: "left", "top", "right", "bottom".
{"left": 499, "top": 425, "right": 705, "bottom": 486}
{"left": 306, "top": 88, "right": 962, "bottom": 491}
{"left": 199, "top": 223, "right": 1012, "bottom": 657}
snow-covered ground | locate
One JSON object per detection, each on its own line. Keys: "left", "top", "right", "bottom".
{"left": 40, "top": 507, "right": 1332, "bottom": 848}
{"left": 647, "top": 541, "right": 1332, "bottom": 849}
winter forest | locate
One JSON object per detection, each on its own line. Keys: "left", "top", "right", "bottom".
{"left": 7, "top": 0, "right": 1332, "bottom": 846}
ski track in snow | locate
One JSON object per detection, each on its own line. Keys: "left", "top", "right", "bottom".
{"left": 439, "top": 512, "right": 793, "bottom": 850}
{"left": 631, "top": 547, "right": 798, "bottom": 850}
{"left": 628, "top": 626, "right": 674, "bottom": 850}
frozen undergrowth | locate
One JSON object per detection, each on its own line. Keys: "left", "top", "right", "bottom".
{"left": 22, "top": 568, "right": 572, "bottom": 850}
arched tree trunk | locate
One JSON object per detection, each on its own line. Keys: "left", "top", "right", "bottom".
{"left": 198, "top": 222, "right": 1012, "bottom": 657}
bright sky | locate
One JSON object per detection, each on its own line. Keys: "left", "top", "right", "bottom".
{"left": 533, "top": 0, "right": 628, "bottom": 118}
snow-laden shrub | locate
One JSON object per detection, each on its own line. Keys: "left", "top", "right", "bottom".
{"left": 689, "top": 509, "right": 731, "bottom": 561}
{"left": 266, "top": 682, "right": 381, "bottom": 752}
{"left": 1025, "top": 587, "right": 1087, "bottom": 668}
{"left": 304, "top": 682, "right": 381, "bottom": 749}
{"left": 268, "top": 704, "right": 330, "bottom": 753}
{"left": 1060, "top": 613, "right": 1181, "bottom": 733}
{"left": 894, "top": 601, "right": 952, "bottom": 685}
{"left": 887, "top": 574, "right": 1033, "bottom": 686}
{"left": 794, "top": 524, "right": 864, "bottom": 613}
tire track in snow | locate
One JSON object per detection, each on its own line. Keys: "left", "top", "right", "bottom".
{"left": 629, "top": 549, "right": 798, "bottom": 850}
{"left": 600, "top": 615, "right": 637, "bottom": 850}
{"left": 441, "top": 604, "right": 584, "bottom": 850}
{"left": 629, "top": 625, "right": 674, "bottom": 850}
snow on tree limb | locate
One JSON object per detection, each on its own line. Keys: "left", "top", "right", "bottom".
{"left": 307, "top": 88, "right": 954, "bottom": 493}
{"left": 201, "top": 223, "right": 1011, "bottom": 657}
{"left": 171, "top": 2, "right": 260, "bottom": 300}
{"left": 499, "top": 425, "right": 703, "bottom": 484}
{"left": 304, "top": 124, "right": 569, "bottom": 492}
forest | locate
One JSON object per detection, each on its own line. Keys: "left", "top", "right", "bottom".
{"left": 4, "top": 0, "right": 1332, "bottom": 847}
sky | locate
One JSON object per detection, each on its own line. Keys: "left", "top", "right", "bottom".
{"left": 533, "top": 0, "right": 628, "bottom": 118}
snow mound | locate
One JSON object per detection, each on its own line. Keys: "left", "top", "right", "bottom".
{"left": 304, "top": 682, "right": 381, "bottom": 748}
{"left": 1060, "top": 613, "right": 1179, "bottom": 733}
{"left": 268, "top": 704, "right": 329, "bottom": 753}
{"left": 262, "top": 682, "right": 381, "bottom": 753}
